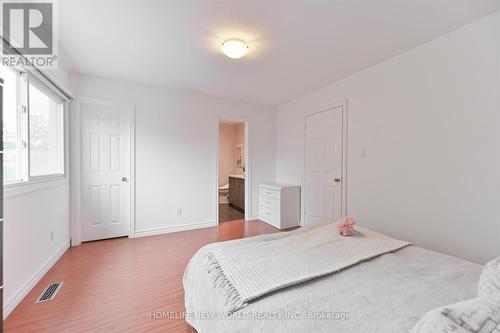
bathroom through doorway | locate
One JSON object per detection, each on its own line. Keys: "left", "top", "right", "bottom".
{"left": 218, "top": 119, "right": 247, "bottom": 223}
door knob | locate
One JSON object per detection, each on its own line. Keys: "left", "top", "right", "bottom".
{"left": 334, "top": 177, "right": 341, "bottom": 183}
{"left": 121, "top": 177, "right": 128, "bottom": 182}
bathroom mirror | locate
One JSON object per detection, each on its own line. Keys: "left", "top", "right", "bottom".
{"left": 235, "top": 144, "right": 244, "bottom": 169}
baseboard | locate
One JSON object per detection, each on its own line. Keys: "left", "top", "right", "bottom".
{"left": 4, "top": 240, "right": 70, "bottom": 318}
{"left": 133, "top": 220, "right": 216, "bottom": 238}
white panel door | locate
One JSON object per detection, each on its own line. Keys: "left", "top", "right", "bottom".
{"left": 81, "top": 102, "right": 131, "bottom": 241}
{"left": 304, "top": 106, "right": 344, "bottom": 226}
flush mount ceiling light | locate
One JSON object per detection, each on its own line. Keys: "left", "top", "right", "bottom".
{"left": 221, "top": 38, "right": 249, "bottom": 59}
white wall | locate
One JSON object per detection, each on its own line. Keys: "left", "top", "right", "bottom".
{"left": 4, "top": 184, "right": 70, "bottom": 316}
{"left": 71, "top": 74, "right": 275, "bottom": 236}
{"left": 275, "top": 12, "right": 500, "bottom": 264}
{"left": 4, "top": 61, "right": 73, "bottom": 317}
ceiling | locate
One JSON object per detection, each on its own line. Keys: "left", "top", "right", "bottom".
{"left": 59, "top": 0, "right": 500, "bottom": 106}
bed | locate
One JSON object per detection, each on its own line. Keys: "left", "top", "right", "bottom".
{"left": 183, "top": 225, "right": 482, "bottom": 333}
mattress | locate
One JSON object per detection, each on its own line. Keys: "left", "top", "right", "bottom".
{"left": 183, "top": 227, "right": 482, "bottom": 333}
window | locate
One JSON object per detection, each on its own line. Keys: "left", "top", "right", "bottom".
{"left": 1, "top": 63, "right": 65, "bottom": 185}
{"left": 29, "top": 83, "right": 64, "bottom": 177}
{"left": 0, "top": 65, "right": 23, "bottom": 183}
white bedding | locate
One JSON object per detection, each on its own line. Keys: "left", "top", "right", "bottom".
{"left": 183, "top": 226, "right": 482, "bottom": 333}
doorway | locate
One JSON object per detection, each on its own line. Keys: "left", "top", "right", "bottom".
{"left": 218, "top": 120, "right": 246, "bottom": 223}
{"left": 78, "top": 98, "right": 135, "bottom": 242}
{"left": 304, "top": 103, "right": 347, "bottom": 226}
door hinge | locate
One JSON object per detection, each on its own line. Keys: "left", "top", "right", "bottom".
{"left": 21, "top": 140, "right": 27, "bottom": 149}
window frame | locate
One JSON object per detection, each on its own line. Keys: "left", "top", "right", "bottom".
{"left": 2, "top": 66, "right": 68, "bottom": 193}
{"left": 2, "top": 66, "right": 27, "bottom": 186}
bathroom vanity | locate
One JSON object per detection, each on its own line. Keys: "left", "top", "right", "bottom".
{"left": 228, "top": 175, "right": 245, "bottom": 213}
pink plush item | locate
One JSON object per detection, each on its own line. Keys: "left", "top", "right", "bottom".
{"left": 336, "top": 216, "right": 357, "bottom": 236}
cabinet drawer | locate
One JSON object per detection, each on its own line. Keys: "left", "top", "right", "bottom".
{"left": 259, "top": 187, "right": 280, "bottom": 200}
{"left": 259, "top": 207, "right": 279, "bottom": 228}
{"left": 258, "top": 195, "right": 279, "bottom": 212}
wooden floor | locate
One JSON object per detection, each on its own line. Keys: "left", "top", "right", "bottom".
{"left": 218, "top": 203, "right": 244, "bottom": 223}
{"left": 5, "top": 220, "right": 283, "bottom": 333}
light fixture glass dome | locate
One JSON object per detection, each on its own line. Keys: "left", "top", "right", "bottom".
{"left": 221, "top": 38, "right": 249, "bottom": 59}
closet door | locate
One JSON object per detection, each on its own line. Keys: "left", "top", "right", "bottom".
{"left": 80, "top": 99, "right": 132, "bottom": 242}
{"left": 304, "top": 106, "right": 345, "bottom": 226}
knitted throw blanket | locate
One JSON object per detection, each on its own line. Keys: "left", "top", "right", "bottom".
{"left": 204, "top": 224, "right": 410, "bottom": 313}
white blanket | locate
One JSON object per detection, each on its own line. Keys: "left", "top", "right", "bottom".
{"left": 204, "top": 224, "right": 410, "bottom": 313}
